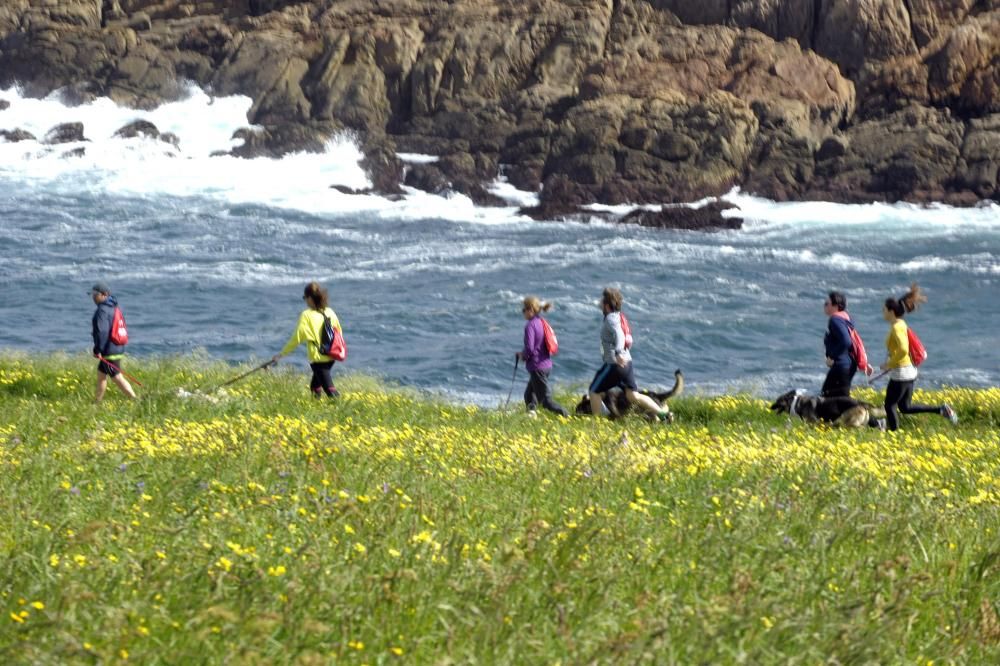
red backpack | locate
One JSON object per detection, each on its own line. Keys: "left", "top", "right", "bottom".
{"left": 847, "top": 325, "right": 868, "bottom": 372}
{"left": 832, "top": 312, "right": 866, "bottom": 371}
{"left": 619, "top": 312, "right": 634, "bottom": 349}
{"left": 540, "top": 318, "right": 558, "bottom": 355}
{"left": 907, "top": 326, "right": 927, "bottom": 366}
{"left": 319, "top": 313, "right": 347, "bottom": 361}
{"left": 109, "top": 306, "right": 129, "bottom": 346}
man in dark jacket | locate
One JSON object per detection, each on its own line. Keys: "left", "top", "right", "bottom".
{"left": 821, "top": 291, "right": 858, "bottom": 398}
{"left": 91, "top": 282, "right": 136, "bottom": 403}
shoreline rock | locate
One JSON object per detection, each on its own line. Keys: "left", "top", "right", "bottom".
{"left": 0, "top": 0, "right": 995, "bottom": 210}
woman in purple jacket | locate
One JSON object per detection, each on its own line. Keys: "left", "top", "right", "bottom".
{"left": 517, "top": 296, "right": 569, "bottom": 417}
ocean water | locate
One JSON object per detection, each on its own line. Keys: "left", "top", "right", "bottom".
{"left": 1, "top": 87, "right": 998, "bottom": 404}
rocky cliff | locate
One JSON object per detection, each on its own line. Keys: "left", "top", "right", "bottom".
{"left": 1, "top": 0, "right": 997, "bottom": 210}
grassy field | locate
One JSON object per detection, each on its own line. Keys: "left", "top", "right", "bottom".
{"left": 2, "top": 354, "right": 999, "bottom": 664}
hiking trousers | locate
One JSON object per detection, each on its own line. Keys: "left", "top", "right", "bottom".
{"left": 821, "top": 364, "right": 856, "bottom": 398}
{"left": 524, "top": 369, "right": 568, "bottom": 416}
{"left": 310, "top": 361, "right": 338, "bottom": 398}
{"left": 884, "top": 379, "right": 940, "bottom": 431}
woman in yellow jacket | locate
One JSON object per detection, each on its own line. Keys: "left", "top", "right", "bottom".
{"left": 272, "top": 282, "right": 342, "bottom": 399}
{"left": 879, "top": 284, "right": 957, "bottom": 431}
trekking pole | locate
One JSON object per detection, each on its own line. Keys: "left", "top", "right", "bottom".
{"left": 503, "top": 355, "right": 519, "bottom": 410}
{"left": 867, "top": 369, "right": 890, "bottom": 385}
{"left": 203, "top": 360, "right": 276, "bottom": 393}
{"left": 97, "top": 355, "right": 144, "bottom": 387}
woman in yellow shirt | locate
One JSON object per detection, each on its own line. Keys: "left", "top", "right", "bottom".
{"left": 880, "top": 284, "right": 957, "bottom": 431}
{"left": 272, "top": 282, "right": 342, "bottom": 399}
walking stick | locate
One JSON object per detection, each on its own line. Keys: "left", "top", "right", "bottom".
{"left": 867, "top": 369, "right": 890, "bottom": 385}
{"left": 97, "top": 355, "right": 144, "bottom": 387}
{"left": 503, "top": 355, "right": 519, "bottom": 410}
{"left": 203, "top": 360, "right": 275, "bottom": 393}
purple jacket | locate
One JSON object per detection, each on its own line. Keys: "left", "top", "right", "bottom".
{"left": 522, "top": 316, "right": 553, "bottom": 372}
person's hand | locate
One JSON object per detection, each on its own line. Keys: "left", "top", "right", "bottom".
{"left": 825, "top": 357, "right": 834, "bottom": 368}
{"left": 515, "top": 351, "right": 523, "bottom": 361}
{"left": 615, "top": 354, "right": 627, "bottom": 368}
{"left": 864, "top": 365, "right": 874, "bottom": 377}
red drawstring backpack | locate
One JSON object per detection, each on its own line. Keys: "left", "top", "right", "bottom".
{"left": 619, "top": 313, "right": 634, "bottom": 349}
{"left": 319, "top": 313, "right": 347, "bottom": 361}
{"left": 109, "top": 306, "right": 129, "bottom": 346}
{"left": 540, "top": 318, "right": 558, "bottom": 355}
{"left": 907, "top": 326, "right": 927, "bottom": 366}
{"left": 831, "top": 311, "right": 867, "bottom": 371}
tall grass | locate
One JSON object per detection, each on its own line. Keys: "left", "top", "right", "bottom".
{"left": 2, "top": 355, "right": 999, "bottom": 663}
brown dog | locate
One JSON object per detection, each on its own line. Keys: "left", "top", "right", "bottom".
{"left": 575, "top": 369, "right": 684, "bottom": 421}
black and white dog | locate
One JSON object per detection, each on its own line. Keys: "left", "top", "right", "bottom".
{"left": 770, "top": 389, "right": 885, "bottom": 429}
{"left": 575, "top": 370, "right": 684, "bottom": 421}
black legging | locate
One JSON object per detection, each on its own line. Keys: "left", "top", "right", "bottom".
{"left": 884, "top": 379, "right": 942, "bottom": 431}
{"left": 524, "top": 369, "right": 569, "bottom": 416}
{"left": 821, "top": 364, "right": 856, "bottom": 398}
{"left": 309, "top": 361, "right": 338, "bottom": 398}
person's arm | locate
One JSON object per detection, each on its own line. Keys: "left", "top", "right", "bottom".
{"left": 93, "top": 309, "right": 109, "bottom": 356}
{"left": 274, "top": 312, "right": 309, "bottom": 361}
{"left": 827, "top": 318, "right": 851, "bottom": 361}
{"left": 611, "top": 315, "right": 627, "bottom": 365}
{"left": 881, "top": 325, "right": 907, "bottom": 370}
{"left": 521, "top": 319, "right": 540, "bottom": 366}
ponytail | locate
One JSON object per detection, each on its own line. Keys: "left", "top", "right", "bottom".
{"left": 522, "top": 296, "right": 553, "bottom": 316}
{"left": 885, "top": 282, "right": 926, "bottom": 318}
{"left": 303, "top": 281, "right": 329, "bottom": 310}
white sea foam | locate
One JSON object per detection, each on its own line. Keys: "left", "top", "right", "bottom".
{"left": 725, "top": 190, "right": 1000, "bottom": 232}
{"left": 396, "top": 153, "right": 439, "bottom": 164}
{"left": 1, "top": 86, "right": 997, "bottom": 251}
{"left": 0, "top": 87, "right": 536, "bottom": 225}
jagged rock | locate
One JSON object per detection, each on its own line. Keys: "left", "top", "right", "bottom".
{"left": 44, "top": 122, "right": 87, "bottom": 144}
{"left": 160, "top": 132, "right": 180, "bottom": 147}
{"left": 62, "top": 147, "right": 87, "bottom": 158}
{"left": 954, "top": 114, "right": 1000, "bottom": 198}
{"left": 619, "top": 202, "right": 743, "bottom": 231}
{"left": 405, "top": 164, "right": 449, "bottom": 194}
{"left": 520, "top": 175, "right": 596, "bottom": 220}
{"left": 0, "top": 129, "right": 36, "bottom": 142}
{"left": 0, "top": 0, "right": 995, "bottom": 207}
{"left": 230, "top": 123, "right": 336, "bottom": 158}
{"left": 113, "top": 119, "right": 159, "bottom": 139}
{"left": 0, "top": 99, "right": 9, "bottom": 111}
{"left": 359, "top": 138, "right": 404, "bottom": 195}
{"left": 128, "top": 12, "right": 152, "bottom": 32}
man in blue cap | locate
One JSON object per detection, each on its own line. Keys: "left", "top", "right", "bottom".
{"left": 91, "top": 282, "right": 136, "bottom": 403}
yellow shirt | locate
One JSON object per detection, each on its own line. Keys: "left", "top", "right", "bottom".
{"left": 885, "top": 319, "right": 911, "bottom": 369}
{"left": 281, "top": 307, "right": 342, "bottom": 363}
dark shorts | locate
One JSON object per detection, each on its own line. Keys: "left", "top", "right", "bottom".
{"left": 589, "top": 362, "right": 638, "bottom": 394}
{"left": 97, "top": 358, "right": 121, "bottom": 377}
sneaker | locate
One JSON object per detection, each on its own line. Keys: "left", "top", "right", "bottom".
{"left": 656, "top": 410, "right": 673, "bottom": 424}
{"left": 942, "top": 404, "right": 958, "bottom": 425}
{"left": 875, "top": 418, "right": 887, "bottom": 432}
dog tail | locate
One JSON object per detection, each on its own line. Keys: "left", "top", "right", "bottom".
{"left": 651, "top": 369, "right": 684, "bottom": 402}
